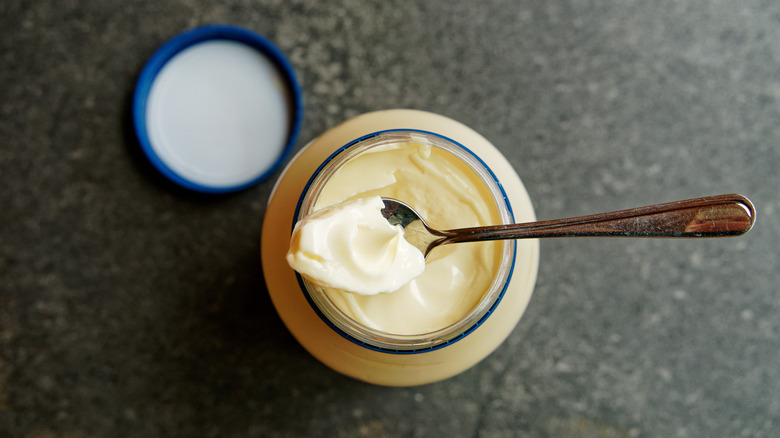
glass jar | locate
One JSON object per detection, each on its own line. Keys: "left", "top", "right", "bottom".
{"left": 261, "top": 110, "right": 538, "bottom": 386}
{"left": 295, "top": 129, "right": 516, "bottom": 352}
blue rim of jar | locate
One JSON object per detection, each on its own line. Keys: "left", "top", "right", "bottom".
{"left": 132, "top": 24, "right": 303, "bottom": 194}
{"left": 291, "top": 129, "right": 517, "bottom": 354}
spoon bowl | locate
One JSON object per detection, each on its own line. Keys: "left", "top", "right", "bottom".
{"left": 381, "top": 194, "right": 756, "bottom": 258}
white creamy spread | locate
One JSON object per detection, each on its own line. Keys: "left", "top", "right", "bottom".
{"left": 286, "top": 196, "right": 425, "bottom": 295}
{"left": 291, "top": 141, "right": 502, "bottom": 335}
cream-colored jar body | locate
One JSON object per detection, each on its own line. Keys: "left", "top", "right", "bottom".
{"left": 261, "top": 110, "right": 539, "bottom": 386}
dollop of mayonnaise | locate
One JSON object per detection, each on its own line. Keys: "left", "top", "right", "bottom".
{"left": 286, "top": 196, "right": 425, "bottom": 295}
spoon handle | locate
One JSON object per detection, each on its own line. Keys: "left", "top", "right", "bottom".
{"left": 438, "top": 194, "right": 755, "bottom": 245}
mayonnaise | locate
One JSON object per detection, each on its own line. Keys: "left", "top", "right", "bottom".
{"left": 308, "top": 141, "right": 503, "bottom": 335}
{"left": 286, "top": 196, "right": 425, "bottom": 295}
{"left": 262, "top": 109, "right": 539, "bottom": 386}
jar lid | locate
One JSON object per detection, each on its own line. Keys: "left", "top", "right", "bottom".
{"left": 132, "top": 25, "right": 303, "bottom": 193}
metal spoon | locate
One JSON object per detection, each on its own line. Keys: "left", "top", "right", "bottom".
{"left": 380, "top": 194, "right": 756, "bottom": 258}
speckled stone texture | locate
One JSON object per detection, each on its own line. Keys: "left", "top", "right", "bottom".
{"left": 1, "top": 1, "right": 778, "bottom": 437}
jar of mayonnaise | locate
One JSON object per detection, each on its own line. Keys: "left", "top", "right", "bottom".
{"left": 261, "top": 109, "right": 539, "bottom": 386}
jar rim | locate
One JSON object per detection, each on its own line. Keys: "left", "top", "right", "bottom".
{"left": 291, "top": 129, "right": 517, "bottom": 354}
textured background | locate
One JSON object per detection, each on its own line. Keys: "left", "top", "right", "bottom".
{"left": 2, "top": 1, "right": 778, "bottom": 437}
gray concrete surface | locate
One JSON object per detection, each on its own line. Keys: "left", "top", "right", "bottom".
{"left": 1, "top": 1, "right": 778, "bottom": 437}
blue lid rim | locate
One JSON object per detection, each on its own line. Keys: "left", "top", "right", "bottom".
{"left": 132, "top": 24, "right": 304, "bottom": 194}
